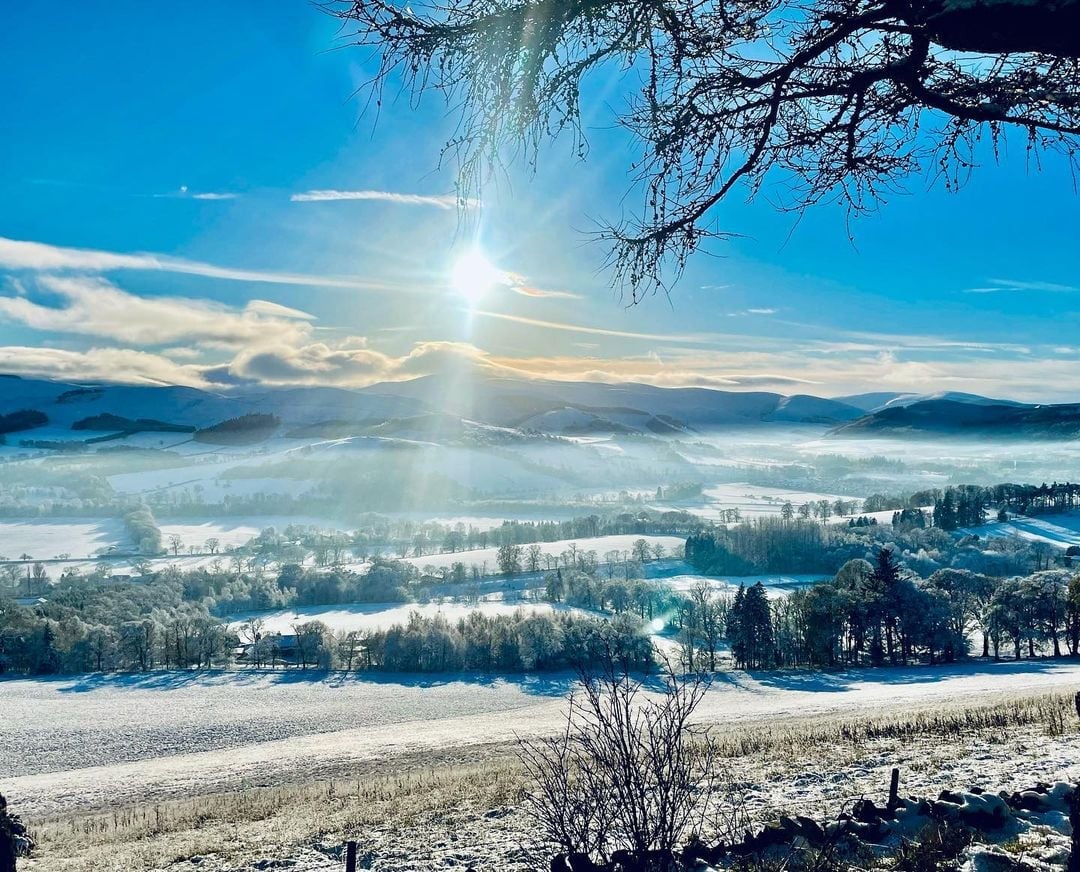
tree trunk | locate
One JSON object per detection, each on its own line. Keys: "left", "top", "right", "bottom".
{"left": 907, "top": 0, "right": 1080, "bottom": 57}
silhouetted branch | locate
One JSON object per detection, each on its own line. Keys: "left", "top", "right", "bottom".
{"left": 333, "top": 0, "right": 1080, "bottom": 299}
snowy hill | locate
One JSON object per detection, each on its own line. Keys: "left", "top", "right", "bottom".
{"left": 0, "top": 376, "right": 429, "bottom": 437}
{"left": 360, "top": 373, "right": 867, "bottom": 433}
{"left": 834, "top": 390, "right": 1023, "bottom": 414}
{"left": 830, "top": 398, "right": 1080, "bottom": 438}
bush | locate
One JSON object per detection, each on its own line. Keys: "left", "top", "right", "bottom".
{"left": 519, "top": 660, "right": 723, "bottom": 864}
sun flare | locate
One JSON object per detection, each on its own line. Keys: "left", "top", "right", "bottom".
{"left": 450, "top": 248, "right": 503, "bottom": 306}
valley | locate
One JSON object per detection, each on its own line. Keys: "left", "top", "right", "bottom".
{"left": 6, "top": 374, "right": 1080, "bottom": 872}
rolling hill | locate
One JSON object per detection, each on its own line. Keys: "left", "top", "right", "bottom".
{"left": 358, "top": 372, "right": 867, "bottom": 432}
{"left": 830, "top": 398, "right": 1080, "bottom": 439}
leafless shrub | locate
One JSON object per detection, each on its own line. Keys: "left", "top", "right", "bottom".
{"left": 518, "top": 660, "right": 722, "bottom": 864}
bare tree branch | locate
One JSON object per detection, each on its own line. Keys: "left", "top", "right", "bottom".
{"left": 333, "top": 0, "right": 1080, "bottom": 299}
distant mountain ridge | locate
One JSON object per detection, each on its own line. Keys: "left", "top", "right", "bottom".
{"left": 830, "top": 398, "right": 1080, "bottom": 439}
{"left": 356, "top": 373, "right": 868, "bottom": 432}
{"left": 0, "top": 372, "right": 1066, "bottom": 442}
{"left": 833, "top": 390, "right": 1025, "bottom": 413}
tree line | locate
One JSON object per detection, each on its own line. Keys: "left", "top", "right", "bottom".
{"left": 251, "top": 610, "right": 654, "bottom": 674}
{"left": 675, "top": 550, "right": 1080, "bottom": 671}
{"left": 0, "top": 555, "right": 662, "bottom": 675}
{"left": 0, "top": 559, "right": 418, "bottom": 674}
{"left": 685, "top": 518, "right": 835, "bottom": 575}
{"left": 686, "top": 508, "right": 1073, "bottom": 582}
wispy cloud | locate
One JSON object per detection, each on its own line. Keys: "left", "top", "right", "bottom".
{"left": 497, "top": 268, "right": 581, "bottom": 300}
{"left": 725, "top": 307, "right": 777, "bottom": 317}
{"left": 964, "top": 278, "right": 1080, "bottom": 294}
{"left": 511, "top": 284, "right": 582, "bottom": 300}
{"left": 0, "top": 236, "right": 401, "bottom": 293}
{"left": 771, "top": 319, "right": 1034, "bottom": 356}
{"left": 291, "top": 189, "right": 477, "bottom": 209}
{"left": 494, "top": 355, "right": 820, "bottom": 389}
{"left": 488, "top": 344, "right": 1080, "bottom": 399}
{"left": 153, "top": 186, "right": 239, "bottom": 201}
{"left": 472, "top": 310, "right": 720, "bottom": 345}
{"left": 244, "top": 299, "right": 317, "bottom": 321}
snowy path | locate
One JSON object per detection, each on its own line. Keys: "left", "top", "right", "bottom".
{"left": 4, "top": 659, "right": 1080, "bottom": 818}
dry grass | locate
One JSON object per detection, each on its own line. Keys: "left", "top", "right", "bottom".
{"left": 708, "top": 690, "right": 1075, "bottom": 759}
{"left": 29, "top": 762, "right": 526, "bottom": 871}
{"left": 23, "top": 691, "right": 1078, "bottom": 871}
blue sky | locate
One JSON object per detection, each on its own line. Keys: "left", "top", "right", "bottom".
{"left": 2, "top": 1, "right": 1078, "bottom": 400}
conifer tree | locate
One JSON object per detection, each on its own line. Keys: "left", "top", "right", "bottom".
{"left": 741, "top": 583, "right": 775, "bottom": 670}
{"left": 728, "top": 585, "right": 746, "bottom": 669}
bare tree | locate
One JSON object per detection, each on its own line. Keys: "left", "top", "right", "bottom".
{"left": 518, "top": 660, "right": 721, "bottom": 866}
{"left": 30, "top": 563, "right": 48, "bottom": 597}
{"left": 239, "top": 617, "right": 265, "bottom": 668}
{"left": 527, "top": 542, "right": 544, "bottom": 572}
{"left": 336, "top": 629, "right": 364, "bottom": 671}
{"left": 335, "top": 0, "right": 1080, "bottom": 298}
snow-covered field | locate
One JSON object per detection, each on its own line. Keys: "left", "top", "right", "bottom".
{"left": 5, "top": 659, "right": 1080, "bottom": 818}
{"left": 963, "top": 511, "right": 1080, "bottom": 549}
{"left": 226, "top": 571, "right": 794, "bottom": 649}
{"left": 105, "top": 446, "right": 311, "bottom": 501}
{"left": 0, "top": 518, "right": 132, "bottom": 560}
{"left": 650, "top": 482, "right": 857, "bottom": 521}
{"left": 157, "top": 515, "right": 350, "bottom": 550}
{"left": 405, "top": 534, "right": 685, "bottom": 572}
{"left": 664, "top": 573, "right": 825, "bottom": 598}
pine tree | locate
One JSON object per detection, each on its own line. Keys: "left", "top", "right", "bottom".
{"left": 872, "top": 548, "right": 903, "bottom": 664}
{"left": 933, "top": 490, "right": 957, "bottom": 530}
{"left": 741, "top": 583, "right": 774, "bottom": 669}
{"left": 36, "top": 623, "right": 60, "bottom": 675}
{"left": 728, "top": 585, "right": 746, "bottom": 668}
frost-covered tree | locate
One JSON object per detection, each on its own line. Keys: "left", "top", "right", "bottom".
{"left": 497, "top": 542, "right": 524, "bottom": 574}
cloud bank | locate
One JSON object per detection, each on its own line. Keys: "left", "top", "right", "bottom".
{"left": 0, "top": 276, "right": 313, "bottom": 348}
{"left": 2, "top": 235, "right": 1078, "bottom": 401}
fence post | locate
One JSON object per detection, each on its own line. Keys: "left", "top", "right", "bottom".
{"left": 346, "top": 840, "right": 357, "bottom": 872}
{"left": 888, "top": 767, "right": 900, "bottom": 809}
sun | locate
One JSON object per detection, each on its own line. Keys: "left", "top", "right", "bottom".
{"left": 450, "top": 248, "right": 503, "bottom": 306}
